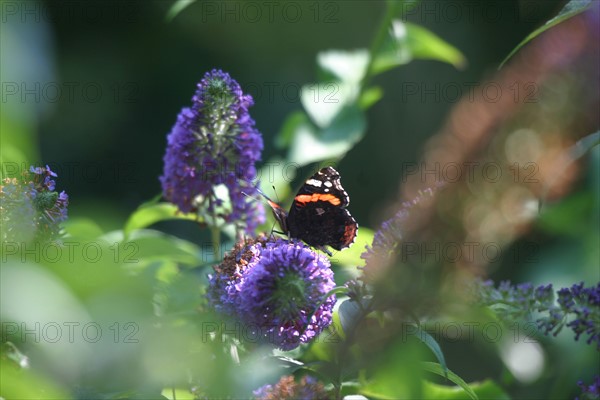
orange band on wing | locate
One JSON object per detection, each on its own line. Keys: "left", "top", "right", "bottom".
{"left": 295, "top": 193, "right": 341, "bottom": 206}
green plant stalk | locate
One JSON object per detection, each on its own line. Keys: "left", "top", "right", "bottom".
{"left": 211, "top": 226, "right": 221, "bottom": 256}
{"left": 360, "top": 1, "right": 406, "bottom": 92}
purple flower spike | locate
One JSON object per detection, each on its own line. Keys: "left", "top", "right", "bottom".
{"left": 160, "top": 69, "right": 264, "bottom": 234}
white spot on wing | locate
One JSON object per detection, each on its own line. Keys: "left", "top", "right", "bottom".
{"left": 324, "top": 181, "right": 333, "bottom": 187}
{"left": 306, "top": 178, "right": 322, "bottom": 187}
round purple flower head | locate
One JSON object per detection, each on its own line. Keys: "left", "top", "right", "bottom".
{"left": 160, "top": 69, "right": 264, "bottom": 234}
{"left": 253, "top": 375, "right": 329, "bottom": 400}
{"left": 207, "top": 237, "right": 336, "bottom": 350}
{"left": 1, "top": 165, "right": 68, "bottom": 242}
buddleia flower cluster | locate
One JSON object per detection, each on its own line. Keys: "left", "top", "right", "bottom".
{"left": 253, "top": 375, "right": 329, "bottom": 400}
{"left": 473, "top": 279, "right": 600, "bottom": 349}
{"left": 207, "top": 237, "right": 336, "bottom": 350}
{"left": 0, "top": 165, "right": 68, "bottom": 242}
{"left": 160, "top": 69, "right": 264, "bottom": 234}
{"left": 360, "top": 187, "right": 436, "bottom": 281}
{"left": 576, "top": 375, "right": 600, "bottom": 400}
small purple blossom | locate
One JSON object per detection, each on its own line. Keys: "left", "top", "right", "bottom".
{"left": 253, "top": 375, "right": 329, "bottom": 400}
{"left": 474, "top": 279, "right": 600, "bottom": 349}
{"left": 576, "top": 375, "right": 600, "bottom": 400}
{"left": 207, "top": 237, "right": 336, "bottom": 350}
{"left": 160, "top": 69, "right": 264, "bottom": 234}
{"left": 1, "top": 165, "right": 68, "bottom": 242}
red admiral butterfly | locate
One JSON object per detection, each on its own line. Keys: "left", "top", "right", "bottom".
{"left": 262, "top": 166, "right": 358, "bottom": 253}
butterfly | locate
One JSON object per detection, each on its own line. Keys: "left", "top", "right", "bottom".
{"left": 261, "top": 166, "right": 358, "bottom": 254}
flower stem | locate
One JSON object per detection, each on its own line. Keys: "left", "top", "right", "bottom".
{"left": 360, "top": 1, "right": 404, "bottom": 92}
{"left": 211, "top": 226, "right": 221, "bottom": 257}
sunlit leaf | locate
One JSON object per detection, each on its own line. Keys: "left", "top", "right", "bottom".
{"left": 422, "top": 362, "right": 479, "bottom": 400}
{"left": 358, "top": 86, "right": 384, "bottom": 110}
{"left": 288, "top": 105, "right": 366, "bottom": 167}
{"left": 63, "top": 218, "right": 104, "bottom": 240}
{"left": 499, "top": 0, "right": 594, "bottom": 68}
{"left": 317, "top": 49, "right": 370, "bottom": 84}
{"left": 372, "top": 20, "right": 466, "bottom": 74}
{"left": 161, "top": 387, "right": 194, "bottom": 400}
{"left": 126, "top": 229, "right": 204, "bottom": 267}
{"left": 1, "top": 359, "right": 71, "bottom": 400}
{"left": 124, "top": 202, "right": 199, "bottom": 236}
{"left": 423, "top": 379, "right": 509, "bottom": 400}
{"left": 301, "top": 82, "right": 359, "bottom": 129}
{"left": 330, "top": 227, "right": 374, "bottom": 268}
{"left": 165, "top": 0, "right": 196, "bottom": 22}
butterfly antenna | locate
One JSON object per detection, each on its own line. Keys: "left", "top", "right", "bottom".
{"left": 271, "top": 185, "right": 281, "bottom": 202}
{"left": 241, "top": 191, "right": 262, "bottom": 203}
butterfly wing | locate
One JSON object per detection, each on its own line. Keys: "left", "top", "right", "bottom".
{"left": 287, "top": 167, "right": 358, "bottom": 250}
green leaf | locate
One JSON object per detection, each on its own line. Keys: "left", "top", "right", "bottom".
{"left": 539, "top": 130, "right": 600, "bottom": 210}
{"left": 408, "top": 325, "right": 448, "bottom": 378}
{"left": 372, "top": 20, "right": 466, "bottom": 74}
{"left": 63, "top": 218, "right": 104, "bottom": 240}
{"left": 126, "top": 229, "right": 204, "bottom": 268}
{"left": 317, "top": 49, "right": 370, "bottom": 84}
{"left": 275, "top": 111, "right": 309, "bottom": 149}
{"left": 338, "top": 298, "right": 364, "bottom": 335}
{"left": 422, "top": 362, "right": 479, "bottom": 400}
{"left": 124, "top": 202, "right": 199, "bottom": 236}
{"left": 300, "top": 81, "right": 359, "bottom": 129}
{"left": 360, "top": 341, "right": 424, "bottom": 399}
{"left": 423, "top": 379, "right": 510, "bottom": 400}
{"left": 288, "top": 105, "right": 366, "bottom": 166}
{"left": 330, "top": 227, "right": 374, "bottom": 268}
{"left": 537, "top": 192, "right": 594, "bottom": 236}
{"left": 1, "top": 358, "right": 71, "bottom": 399}
{"left": 358, "top": 86, "right": 384, "bottom": 110}
{"left": 321, "top": 105, "right": 366, "bottom": 143}
{"left": 165, "top": 0, "right": 196, "bottom": 22}
{"left": 499, "top": 0, "right": 593, "bottom": 68}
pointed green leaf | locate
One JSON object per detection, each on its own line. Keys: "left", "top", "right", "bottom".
{"left": 423, "top": 379, "right": 510, "bottom": 400}
{"left": 126, "top": 229, "right": 203, "bottom": 267}
{"left": 373, "top": 20, "right": 466, "bottom": 74}
{"left": 359, "top": 86, "right": 384, "bottom": 110}
{"left": 422, "top": 362, "right": 479, "bottom": 400}
{"left": 124, "top": 202, "right": 199, "bottom": 236}
{"left": 499, "top": 0, "right": 593, "bottom": 68}
{"left": 408, "top": 324, "right": 448, "bottom": 378}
